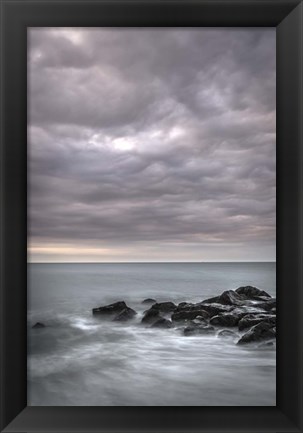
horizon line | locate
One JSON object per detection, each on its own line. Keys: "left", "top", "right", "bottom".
{"left": 28, "top": 260, "right": 276, "bottom": 264}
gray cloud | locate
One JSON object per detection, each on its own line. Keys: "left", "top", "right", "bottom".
{"left": 28, "top": 28, "right": 276, "bottom": 262}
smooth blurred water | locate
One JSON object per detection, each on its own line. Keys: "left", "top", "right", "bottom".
{"left": 27, "top": 262, "right": 276, "bottom": 406}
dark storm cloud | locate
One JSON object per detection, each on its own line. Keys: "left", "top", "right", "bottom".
{"left": 28, "top": 28, "right": 276, "bottom": 261}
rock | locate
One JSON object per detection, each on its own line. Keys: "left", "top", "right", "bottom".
{"left": 258, "top": 341, "right": 275, "bottom": 348}
{"left": 210, "top": 306, "right": 267, "bottom": 327}
{"left": 188, "top": 302, "right": 232, "bottom": 317}
{"left": 151, "top": 318, "right": 173, "bottom": 329}
{"left": 235, "top": 286, "right": 271, "bottom": 300}
{"left": 171, "top": 308, "right": 210, "bottom": 322}
{"left": 32, "top": 322, "right": 45, "bottom": 329}
{"left": 113, "top": 308, "right": 137, "bottom": 322}
{"left": 210, "top": 313, "right": 240, "bottom": 327}
{"left": 150, "top": 302, "right": 177, "bottom": 312}
{"left": 202, "top": 290, "right": 246, "bottom": 306}
{"left": 255, "top": 298, "right": 276, "bottom": 311}
{"left": 238, "top": 314, "right": 276, "bottom": 331}
{"left": 218, "top": 290, "right": 248, "bottom": 305}
{"left": 141, "top": 308, "right": 161, "bottom": 324}
{"left": 178, "top": 302, "right": 191, "bottom": 309}
{"left": 92, "top": 301, "right": 128, "bottom": 317}
{"left": 142, "top": 298, "right": 156, "bottom": 305}
{"left": 202, "top": 288, "right": 272, "bottom": 308}
{"left": 237, "top": 322, "right": 276, "bottom": 345}
{"left": 233, "top": 306, "right": 267, "bottom": 315}
{"left": 184, "top": 324, "right": 215, "bottom": 336}
{"left": 217, "top": 329, "right": 239, "bottom": 339}
{"left": 194, "top": 316, "right": 209, "bottom": 324}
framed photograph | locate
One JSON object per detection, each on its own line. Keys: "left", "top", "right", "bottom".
{"left": 1, "top": 0, "right": 302, "bottom": 432}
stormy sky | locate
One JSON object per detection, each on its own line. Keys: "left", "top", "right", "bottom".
{"left": 28, "top": 28, "right": 276, "bottom": 263}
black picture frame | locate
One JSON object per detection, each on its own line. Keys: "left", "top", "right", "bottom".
{"left": 0, "top": 0, "right": 302, "bottom": 432}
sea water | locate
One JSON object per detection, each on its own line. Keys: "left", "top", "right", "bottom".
{"left": 27, "top": 262, "right": 276, "bottom": 406}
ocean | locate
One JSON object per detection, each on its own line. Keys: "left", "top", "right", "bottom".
{"left": 27, "top": 262, "right": 276, "bottom": 406}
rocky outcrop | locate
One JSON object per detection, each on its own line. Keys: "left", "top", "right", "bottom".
{"left": 91, "top": 285, "right": 276, "bottom": 348}
{"left": 237, "top": 322, "right": 276, "bottom": 345}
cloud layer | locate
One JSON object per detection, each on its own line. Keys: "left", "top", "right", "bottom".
{"left": 28, "top": 28, "right": 276, "bottom": 262}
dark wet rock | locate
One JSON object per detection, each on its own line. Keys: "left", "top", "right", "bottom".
{"left": 202, "top": 288, "right": 273, "bottom": 308}
{"left": 231, "top": 306, "right": 267, "bottom": 316}
{"left": 193, "top": 316, "right": 209, "bottom": 324}
{"left": 150, "top": 302, "right": 177, "bottom": 312}
{"left": 217, "top": 290, "right": 250, "bottom": 305}
{"left": 171, "top": 308, "right": 210, "bottom": 322}
{"left": 217, "top": 329, "right": 239, "bottom": 338}
{"left": 210, "top": 306, "right": 266, "bottom": 327}
{"left": 255, "top": 298, "right": 276, "bottom": 311}
{"left": 271, "top": 307, "right": 276, "bottom": 314}
{"left": 202, "top": 290, "right": 246, "bottom": 306}
{"left": 237, "top": 322, "right": 276, "bottom": 345}
{"left": 93, "top": 301, "right": 128, "bottom": 317}
{"left": 141, "top": 308, "right": 161, "bottom": 324}
{"left": 113, "top": 308, "right": 137, "bottom": 322}
{"left": 184, "top": 324, "right": 215, "bottom": 336}
{"left": 235, "top": 286, "right": 271, "bottom": 300}
{"left": 32, "top": 322, "right": 45, "bottom": 329}
{"left": 238, "top": 314, "right": 276, "bottom": 331}
{"left": 142, "top": 298, "right": 157, "bottom": 305}
{"left": 151, "top": 318, "right": 173, "bottom": 329}
{"left": 178, "top": 302, "right": 192, "bottom": 309}
{"left": 191, "top": 302, "right": 232, "bottom": 317}
{"left": 258, "top": 341, "right": 275, "bottom": 348}
{"left": 210, "top": 313, "right": 240, "bottom": 327}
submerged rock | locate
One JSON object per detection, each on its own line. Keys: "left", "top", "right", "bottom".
{"left": 238, "top": 314, "right": 276, "bottom": 331}
{"left": 217, "top": 329, "right": 239, "bottom": 339}
{"left": 151, "top": 318, "right": 173, "bottom": 329}
{"left": 237, "top": 322, "right": 276, "bottom": 345}
{"left": 113, "top": 308, "right": 137, "bottom": 322}
{"left": 184, "top": 324, "right": 215, "bottom": 336}
{"left": 32, "top": 322, "right": 45, "bottom": 329}
{"left": 142, "top": 298, "right": 157, "bottom": 305}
